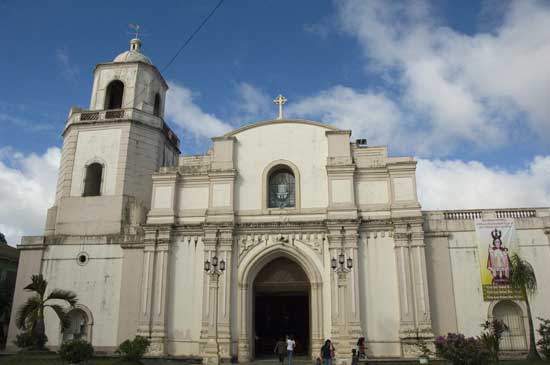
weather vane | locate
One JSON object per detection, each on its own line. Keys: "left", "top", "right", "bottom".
{"left": 129, "top": 23, "right": 141, "bottom": 39}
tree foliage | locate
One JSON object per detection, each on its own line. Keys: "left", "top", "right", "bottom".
{"left": 14, "top": 274, "right": 77, "bottom": 350}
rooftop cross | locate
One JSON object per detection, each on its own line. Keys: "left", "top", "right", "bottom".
{"left": 273, "top": 94, "right": 287, "bottom": 120}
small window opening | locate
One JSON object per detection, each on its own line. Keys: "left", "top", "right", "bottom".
{"left": 83, "top": 163, "right": 102, "bottom": 197}
{"left": 153, "top": 93, "right": 161, "bottom": 117}
{"left": 104, "top": 80, "right": 124, "bottom": 110}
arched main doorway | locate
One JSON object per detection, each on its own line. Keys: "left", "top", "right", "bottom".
{"left": 253, "top": 258, "right": 310, "bottom": 357}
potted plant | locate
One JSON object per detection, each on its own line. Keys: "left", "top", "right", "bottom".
{"left": 416, "top": 340, "right": 431, "bottom": 364}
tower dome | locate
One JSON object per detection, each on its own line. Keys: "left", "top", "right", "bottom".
{"left": 113, "top": 38, "right": 152, "bottom": 65}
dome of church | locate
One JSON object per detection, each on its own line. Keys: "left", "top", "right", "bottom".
{"left": 113, "top": 38, "right": 152, "bottom": 65}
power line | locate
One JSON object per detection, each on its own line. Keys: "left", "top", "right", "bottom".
{"left": 161, "top": 0, "right": 226, "bottom": 73}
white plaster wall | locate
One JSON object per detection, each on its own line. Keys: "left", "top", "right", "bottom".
{"left": 448, "top": 228, "right": 550, "bottom": 337}
{"left": 234, "top": 122, "right": 329, "bottom": 211}
{"left": 392, "top": 177, "right": 414, "bottom": 202}
{"left": 41, "top": 244, "right": 123, "bottom": 348}
{"left": 178, "top": 186, "right": 209, "bottom": 210}
{"left": 360, "top": 233, "right": 401, "bottom": 357}
{"left": 166, "top": 236, "right": 205, "bottom": 355}
{"left": 356, "top": 180, "right": 389, "bottom": 205}
{"left": 70, "top": 129, "right": 121, "bottom": 197}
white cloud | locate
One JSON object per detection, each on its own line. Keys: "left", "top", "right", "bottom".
{"left": 333, "top": 0, "right": 550, "bottom": 155}
{"left": 0, "top": 147, "right": 60, "bottom": 246}
{"left": 165, "top": 81, "right": 232, "bottom": 138}
{"left": 55, "top": 47, "right": 79, "bottom": 83}
{"left": 417, "top": 156, "right": 550, "bottom": 210}
{"left": 288, "top": 85, "right": 404, "bottom": 146}
{"left": 234, "top": 82, "right": 272, "bottom": 121}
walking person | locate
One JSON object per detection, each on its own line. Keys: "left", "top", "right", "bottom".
{"left": 286, "top": 335, "right": 296, "bottom": 365}
{"left": 356, "top": 337, "right": 367, "bottom": 359}
{"left": 274, "top": 337, "right": 287, "bottom": 365}
{"left": 320, "top": 339, "right": 334, "bottom": 365}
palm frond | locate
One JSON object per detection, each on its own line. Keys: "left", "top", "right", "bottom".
{"left": 46, "top": 289, "right": 78, "bottom": 307}
{"left": 23, "top": 274, "right": 47, "bottom": 297}
{"left": 15, "top": 295, "right": 42, "bottom": 330}
{"left": 45, "top": 304, "right": 71, "bottom": 332}
{"left": 510, "top": 253, "right": 538, "bottom": 296}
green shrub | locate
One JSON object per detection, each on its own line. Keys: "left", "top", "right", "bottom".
{"left": 59, "top": 339, "right": 94, "bottom": 363}
{"left": 537, "top": 317, "right": 550, "bottom": 359}
{"left": 14, "top": 331, "right": 48, "bottom": 350}
{"left": 116, "top": 336, "right": 151, "bottom": 361}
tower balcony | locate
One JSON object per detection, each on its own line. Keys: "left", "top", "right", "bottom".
{"left": 65, "top": 107, "right": 180, "bottom": 149}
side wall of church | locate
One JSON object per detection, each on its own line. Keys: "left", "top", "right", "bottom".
{"left": 41, "top": 242, "right": 123, "bottom": 350}
{"left": 424, "top": 211, "right": 550, "bottom": 341}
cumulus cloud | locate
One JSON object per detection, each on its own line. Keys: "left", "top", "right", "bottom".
{"left": 417, "top": 156, "right": 550, "bottom": 210}
{"left": 165, "top": 81, "right": 232, "bottom": 138}
{"left": 288, "top": 85, "right": 404, "bottom": 146}
{"left": 331, "top": 0, "right": 550, "bottom": 155}
{"left": 0, "top": 147, "right": 60, "bottom": 246}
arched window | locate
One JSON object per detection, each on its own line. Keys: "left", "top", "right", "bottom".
{"left": 153, "top": 93, "right": 161, "bottom": 117}
{"left": 62, "top": 309, "right": 89, "bottom": 342}
{"left": 104, "top": 80, "right": 124, "bottom": 110}
{"left": 268, "top": 166, "right": 295, "bottom": 208}
{"left": 493, "top": 301, "right": 527, "bottom": 351}
{"left": 83, "top": 163, "right": 103, "bottom": 197}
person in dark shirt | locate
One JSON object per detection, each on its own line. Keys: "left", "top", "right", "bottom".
{"left": 274, "top": 337, "right": 287, "bottom": 364}
{"left": 320, "top": 339, "right": 334, "bottom": 365}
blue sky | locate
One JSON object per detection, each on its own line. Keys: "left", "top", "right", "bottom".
{"left": 1, "top": 0, "right": 549, "bottom": 244}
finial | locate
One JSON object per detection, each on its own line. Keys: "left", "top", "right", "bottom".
{"left": 273, "top": 94, "right": 287, "bottom": 120}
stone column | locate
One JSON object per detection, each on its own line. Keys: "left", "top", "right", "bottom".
{"left": 393, "top": 222, "right": 433, "bottom": 357}
{"left": 310, "top": 282, "right": 324, "bottom": 358}
{"left": 137, "top": 227, "right": 172, "bottom": 355}
{"left": 201, "top": 226, "right": 233, "bottom": 364}
{"left": 237, "top": 283, "right": 251, "bottom": 362}
{"left": 327, "top": 223, "right": 362, "bottom": 364}
{"left": 217, "top": 229, "right": 233, "bottom": 359}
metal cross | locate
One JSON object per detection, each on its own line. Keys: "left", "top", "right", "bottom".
{"left": 273, "top": 94, "right": 287, "bottom": 120}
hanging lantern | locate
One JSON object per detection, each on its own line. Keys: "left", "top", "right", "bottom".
{"left": 347, "top": 257, "right": 353, "bottom": 269}
{"left": 220, "top": 259, "right": 226, "bottom": 272}
{"left": 339, "top": 252, "right": 345, "bottom": 265}
{"left": 204, "top": 260, "right": 211, "bottom": 272}
{"left": 331, "top": 257, "right": 337, "bottom": 270}
{"left": 212, "top": 256, "right": 218, "bottom": 267}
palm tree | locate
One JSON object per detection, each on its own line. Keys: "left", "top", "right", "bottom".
{"left": 15, "top": 274, "right": 77, "bottom": 349}
{"left": 509, "top": 253, "right": 541, "bottom": 360}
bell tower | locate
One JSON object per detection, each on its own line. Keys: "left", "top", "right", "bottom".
{"left": 45, "top": 37, "right": 180, "bottom": 236}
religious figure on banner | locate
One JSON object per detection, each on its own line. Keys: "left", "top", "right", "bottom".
{"left": 487, "top": 229, "right": 511, "bottom": 285}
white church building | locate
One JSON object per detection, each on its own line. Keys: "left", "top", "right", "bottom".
{"left": 7, "top": 38, "right": 550, "bottom": 362}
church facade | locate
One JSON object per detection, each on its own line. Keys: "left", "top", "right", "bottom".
{"left": 7, "top": 39, "right": 550, "bottom": 362}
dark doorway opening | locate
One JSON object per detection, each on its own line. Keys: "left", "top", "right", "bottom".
{"left": 253, "top": 257, "right": 310, "bottom": 358}
{"left": 254, "top": 293, "right": 309, "bottom": 357}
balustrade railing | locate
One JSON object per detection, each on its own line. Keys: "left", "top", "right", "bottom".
{"left": 496, "top": 209, "right": 537, "bottom": 218}
{"left": 443, "top": 211, "right": 482, "bottom": 220}
{"left": 439, "top": 209, "right": 539, "bottom": 220}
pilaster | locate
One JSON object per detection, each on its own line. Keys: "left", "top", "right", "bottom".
{"left": 393, "top": 221, "right": 434, "bottom": 357}
{"left": 137, "top": 226, "right": 172, "bottom": 355}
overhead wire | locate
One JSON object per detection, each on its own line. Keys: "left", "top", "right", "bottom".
{"left": 121, "top": 0, "right": 227, "bottom": 109}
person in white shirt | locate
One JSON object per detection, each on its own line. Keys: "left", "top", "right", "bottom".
{"left": 286, "top": 335, "right": 296, "bottom": 365}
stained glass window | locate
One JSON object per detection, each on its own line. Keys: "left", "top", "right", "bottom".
{"left": 268, "top": 168, "right": 295, "bottom": 208}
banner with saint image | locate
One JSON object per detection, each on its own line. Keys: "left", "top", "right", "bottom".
{"left": 474, "top": 218, "right": 521, "bottom": 301}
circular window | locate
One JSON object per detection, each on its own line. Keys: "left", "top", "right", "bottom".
{"left": 76, "top": 252, "right": 89, "bottom": 266}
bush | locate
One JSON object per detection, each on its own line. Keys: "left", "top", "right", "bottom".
{"left": 435, "top": 333, "right": 490, "bottom": 365}
{"left": 59, "top": 339, "right": 94, "bottom": 363}
{"left": 480, "top": 319, "right": 508, "bottom": 363}
{"left": 537, "top": 317, "right": 550, "bottom": 359}
{"left": 116, "top": 336, "right": 151, "bottom": 361}
{"left": 14, "top": 331, "right": 48, "bottom": 350}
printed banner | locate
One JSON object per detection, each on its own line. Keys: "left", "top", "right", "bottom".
{"left": 474, "top": 218, "right": 522, "bottom": 301}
